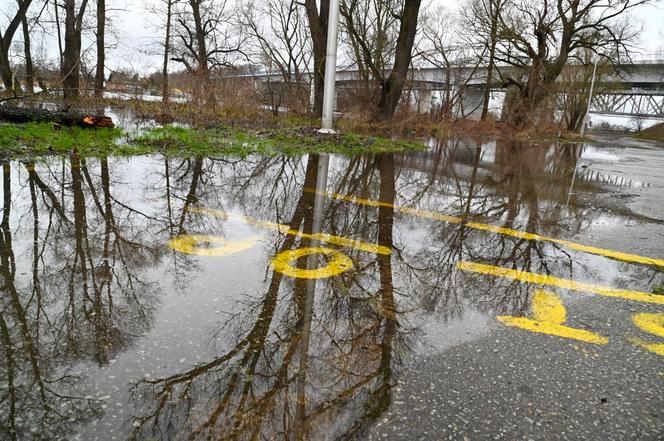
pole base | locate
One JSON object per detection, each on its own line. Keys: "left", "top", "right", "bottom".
{"left": 318, "top": 128, "right": 338, "bottom": 135}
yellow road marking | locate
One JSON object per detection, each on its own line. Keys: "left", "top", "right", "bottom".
{"left": 272, "top": 247, "right": 354, "bottom": 279}
{"left": 306, "top": 189, "right": 664, "bottom": 268}
{"left": 498, "top": 290, "right": 609, "bottom": 344}
{"left": 458, "top": 261, "right": 664, "bottom": 305}
{"left": 189, "top": 207, "right": 391, "bottom": 256}
{"left": 630, "top": 313, "right": 664, "bottom": 357}
{"left": 532, "top": 289, "right": 566, "bottom": 323}
{"left": 169, "top": 234, "right": 260, "bottom": 256}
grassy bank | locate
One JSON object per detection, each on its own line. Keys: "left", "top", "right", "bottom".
{"left": 0, "top": 122, "right": 125, "bottom": 157}
{"left": 133, "top": 126, "right": 426, "bottom": 156}
{"left": 635, "top": 123, "right": 664, "bottom": 143}
{"left": 0, "top": 122, "right": 426, "bottom": 159}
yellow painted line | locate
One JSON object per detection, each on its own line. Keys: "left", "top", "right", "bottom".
{"left": 497, "top": 289, "right": 608, "bottom": 344}
{"left": 457, "top": 261, "right": 664, "bottom": 305}
{"left": 305, "top": 189, "right": 461, "bottom": 224}
{"left": 531, "top": 289, "right": 566, "bottom": 323}
{"left": 630, "top": 313, "right": 664, "bottom": 357}
{"left": 306, "top": 189, "right": 664, "bottom": 268}
{"left": 169, "top": 234, "right": 259, "bottom": 256}
{"left": 630, "top": 338, "right": 664, "bottom": 357}
{"left": 188, "top": 207, "right": 391, "bottom": 256}
{"left": 272, "top": 247, "right": 354, "bottom": 279}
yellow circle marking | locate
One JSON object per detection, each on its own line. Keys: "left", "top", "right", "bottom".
{"left": 169, "top": 234, "right": 259, "bottom": 256}
{"left": 272, "top": 247, "right": 353, "bottom": 279}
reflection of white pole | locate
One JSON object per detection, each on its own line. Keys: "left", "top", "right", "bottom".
{"left": 295, "top": 154, "right": 329, "bottom": 438}
{"left": 566, "top": 163, "right": 579, "bottom": 207}
{"left": 580, "top": 60, "right": 598, "bottom": 138}
{"left": 320, "top": 0, "right": 340, "bottom": 134}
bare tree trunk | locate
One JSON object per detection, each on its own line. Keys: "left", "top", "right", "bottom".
{"left": 303, "top": 0, "right": 328, "bottom": 116}
{"left": 54, "top": 0, "right": 64, "bottom": 68}
{"left": 567, "top": 102, "right": 585, "bottom": 132}
{"left": 189, "top": 0, "right": 213, "bottom": 106}
{"left": 62, "top": 0, "right": 89, "bottom": 102}
{"left": 0, "top": 0, "right": 33, "bottom": 93}
{"left": 20, "top": 6, "right": 35, "bottom": 94}
{"left": 375, "top": 0, "right": 421, "bottom": 121}
{"left": 502, "top": 59, "right": 554, "bottom": 129}
{"left": 0, "top": 51, "right": 18, "bottom": 93}
{"left": 480, "top": 50, "right": 495, "bottom": 120}
{"left": 480, "top": 0, "right": 502, "bottom": 121}
{"left": 162, "top": 0, "right": 174, "bottom": 105}
{"left": 94, "top": 0, "right": 105, "bottom": 98}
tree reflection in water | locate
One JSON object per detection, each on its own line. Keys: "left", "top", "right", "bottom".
{"left": 0, "top": 156, "right": 161, "bottom": 440}
{"left": 130, "top": 154, "right": 401, "bottom": 440}
{"left": 1, "top": 137, "right": 653, "bottom": 440}
{"left": 128, "top": 141, "right": 601, "bottom": 440}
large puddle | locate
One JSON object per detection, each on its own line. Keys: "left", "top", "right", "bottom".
{"left": 1, "top": 137, "right": 663, "bottom": 440}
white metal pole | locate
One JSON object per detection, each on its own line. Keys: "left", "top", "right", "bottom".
{"left": 580, "top": 60, "right": 598, "bottom": 138}
{"left": 320, "top": 0, "right": 341, "bottom": 134}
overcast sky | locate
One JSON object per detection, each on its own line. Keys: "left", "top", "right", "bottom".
{"left": 2, "top": 0, "right": 663, "bottom": 73}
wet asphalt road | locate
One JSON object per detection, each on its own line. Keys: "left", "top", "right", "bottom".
{"left": 369, "top": 300, "right": 664, "bottom": 440}
{"left": 370, "top": 136, "right": 664, "bottom": 441}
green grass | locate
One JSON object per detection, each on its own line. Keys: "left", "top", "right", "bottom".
{"left": 0, "top": 122, "right": 126, "bottom": 157}
{"left": 132, "top": 126, "right": 427, "bottom": 157}
{"left": 0, "top": 122, "right": 426, "bottom": 159}
{"left": 653, "top": 286, "right": 664, "bottom": 295}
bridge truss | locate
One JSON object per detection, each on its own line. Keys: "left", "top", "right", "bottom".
{"left": 590, "top": 91, "right": 664, "bottom": 118}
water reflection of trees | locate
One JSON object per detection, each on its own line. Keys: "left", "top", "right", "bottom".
{"left": 130, "top": 155, "right": 401, "bottom": 440}
{"left": 129, "top": 140, "right": 607, "bottom": 439}
{"left": 0, "top": 156, "right": 161, "bottom": 440}
{"left": 1, "top": 136, "right": 649, "bottom": 440}
{"left": 386, "top": 139, "right": 597, "bottom": 318}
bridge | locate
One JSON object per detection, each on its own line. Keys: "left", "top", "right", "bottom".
{"left": 243, "top": 59, "right": 664, "bottom": 119}
{"left": 333, "top": 60, "right": 664, "bottom": 119}
{"left": 590, "top": 90, "right": 664, "bottom": 119}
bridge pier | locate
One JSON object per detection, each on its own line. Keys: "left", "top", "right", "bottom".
{"left": 413, "top": 89, "right": 434, "bottom": 114}
{"left": 458, "top": 87, "right": 486, "bottom": 120}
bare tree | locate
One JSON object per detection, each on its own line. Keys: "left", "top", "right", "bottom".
{"left": 170, "top": 0, "right": 245, "bottom": 106}
{"left": 145, "top": 0, "right": 178, "bottom": 104}
{"left": 493, "top": 0, "right": 648, "bottom": 129}
{"left": 162, "top": 0, "right": 176, "bottom": 105}
{"left": 463, "top": 0, "right": 507, "bottom": 120}
{"left": 242, "top": 0, "right": 312, "bottom": 113}
{"left": 19, "top": 0, "right": 35, "bottom": 93}
{"left": 557, "top": 55, "right": 617, "bottom": 132}
{"left": 375, "top": 0, "right": 421, "bottom": 119}
{"left": 53, "top": 0, "right": 64, "bottom": 68}
{"left": 341, "top": 0, "right": 422, "bottom": 120}
{"left": 340, "top": 0, "right": 399, "bottom": 108}
{"left": 94, "top": 0, "right": 104, "bottom": 97}
{"left": 419, "top": 8, "right": 479, "bottom": 119}
{"left": 0, "top": 0, "right": 33, "bottom": 93}
{"left": 61, "top": 0, "right": 89, "bottom": 101}
{"left": 302, "top": 0, "right": 329, "bottom": 116}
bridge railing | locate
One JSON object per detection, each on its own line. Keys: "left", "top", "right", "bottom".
{"left": 621, "top": 54, "right": 664, "bottom": 65}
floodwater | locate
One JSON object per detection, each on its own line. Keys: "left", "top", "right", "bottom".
{"left": 1, "top": 137, "right": 663, "bottom": 440}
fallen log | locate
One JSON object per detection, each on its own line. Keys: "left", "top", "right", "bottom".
{"left": 0, "top": 104, "right": 115, "bottom": 128}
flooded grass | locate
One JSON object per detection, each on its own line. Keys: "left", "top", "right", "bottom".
{"left": 134, "top": 126, "right": 427, "bottom": 157}
{"left": 0, "top": 122, "right": 124, "bottom": 156}
{"left": 0, "top": 122, "right": 427, "bottom": 158}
